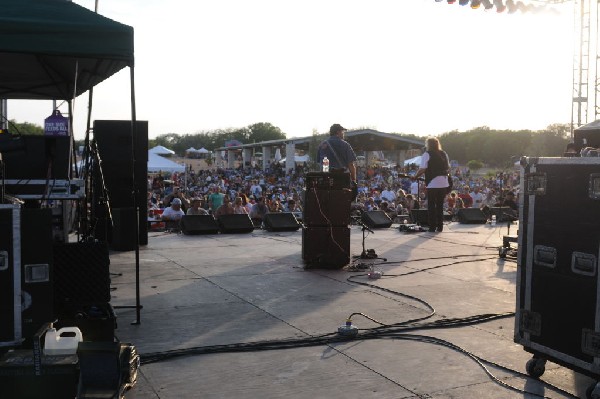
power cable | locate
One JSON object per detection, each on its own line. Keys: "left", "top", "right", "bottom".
{"left": 137, "top": 251, "right": 575, "bottom": 398}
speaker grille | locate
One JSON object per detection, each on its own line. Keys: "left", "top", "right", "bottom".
{"left": 181, "top": 215, "right": 219, "bottom": 235}
{"left": 263, "top": 213, "right": 300, "bottom": 232}
{"left": 53, "top": 241, "right": 111, "bottom": 306}
{"left": 361, "top": 211, "right": 392, "bottom": 228}
{"left": 218, "top": 214, "right": 254, "bottom": 233}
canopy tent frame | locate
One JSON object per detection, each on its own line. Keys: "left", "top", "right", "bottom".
{"left": 0, "top": 0, "right": 142, "bottom": 324}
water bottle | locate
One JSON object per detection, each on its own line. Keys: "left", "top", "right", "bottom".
{"left": 322, "top": 156, "right": 329, "bottom": 172}
{"left": 491, "top": 215, "right": 496, "bottom": 226}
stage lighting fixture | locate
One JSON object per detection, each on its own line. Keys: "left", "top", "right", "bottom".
{"left": 435, "top": 0, "right": 444, "bottom": 2}
{"left": 447, "top": 0, "right": 457, "bottom": 4}
{"left": 471, "top": 0, "right": 482, "bottom": 9}
{"left": 481, "top": 0, "right": 494, "bottom": 10}
{"left": 506, "top": 0, "right": 518, "bottom": 13}
{"left": 494, "top": 0, "right": 506, "bottom": 12}
{"left": 459, "top": 0, "right": 470, "bottom": 5}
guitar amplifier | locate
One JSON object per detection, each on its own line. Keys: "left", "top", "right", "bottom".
{"left": 305, "top": 172, "right": 350, "bottom": 190}
{"left": 302, "top": 226, "right": 350, "bottom": 269}
{"left": 303, "top": 188, "right": 352, "bottom": 227}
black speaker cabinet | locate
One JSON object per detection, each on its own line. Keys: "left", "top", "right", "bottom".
{"left": 93, "top": 120, "right": 148, "bottom": 246}
{"left": 457, "top": 208, "right": 487, "bottom": 224}
{"left": 110, "top": 207, "right": 138, "bottom": 251}
{"left": 53, "top": 241, "right": 111, "bottom": 306}
{"left": 302, "top": 226, "right": 350, "bottom": 269}
{"left": 218, "top": 214, "right": 254, "bottom": 234}
{"left": 410, "top": 209, "right": 429, "bottom": 226}
{"left": 303, "top": 189, "right": 352, "bottom": 227}
{"left": 361, "top": 210, "right": 392, "bottom": 228}
{"left": 2, "top": 135, "right": 71, "bottom": 180}
{"left": 263, "top": 213, "right": 300, "bottom": 232}
{"left": 181, "top": 215, "right": 219, "bottom": 235}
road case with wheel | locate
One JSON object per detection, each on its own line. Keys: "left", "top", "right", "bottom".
{"left": 514, "top": 156, "right": 600, "bottom": 397}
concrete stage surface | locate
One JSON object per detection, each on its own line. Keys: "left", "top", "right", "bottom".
{"left": 109, "top": 221, "right": 592, "bottom": 399}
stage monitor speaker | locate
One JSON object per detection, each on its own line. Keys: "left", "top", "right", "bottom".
{"left": 302, "top": 226, "right": 350, "bottom": 269}
{"left": 93, "top": 120, "right": 148, "bottom": 246}
{"left": 410, "top": 209, "right": 429, "bottom": 226}
{"left": 303, "top": 188, "right": 352, "bottom": 226}
{"left": 263, "top": 213, "right": 300, "bottom": 232}
{"left": 218, "top": 214, "right": 254, "bottom": 233}
{"left": 489, "top": 206, "right": 517, "bottom": 222}
{"left": 458, "top": 208, "right": 487, "bottom": 224}
{"left": 361, "top": 210, "right": 392, "bottom": 228}
{"left": 110, "top": 207, "right": 138, "bottom": 251}
{"left": 181, "top": 215, "right": 219, "bottom": 235}
{"left": 53, "top": 241, "right": 111, "bottom": 307}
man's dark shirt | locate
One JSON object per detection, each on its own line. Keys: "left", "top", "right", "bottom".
{"left": 317, "top": 136, "right": 357, "bottom": 170}
{"left": 502, "top": 198, "right": 518, "bottom": 212}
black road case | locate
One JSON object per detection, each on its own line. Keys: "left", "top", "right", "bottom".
{"left": 515, "top": 157, "right": 600, "bottom": 397}
{"left": 0, "top": 205, "right": 23, "bottom": 347}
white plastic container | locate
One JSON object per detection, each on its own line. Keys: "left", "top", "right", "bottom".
{"left": 44, "top": 326, "right": 83, "bottom": 356}
{"left": 322, "top": 156, "right": 329, "bottom": 172}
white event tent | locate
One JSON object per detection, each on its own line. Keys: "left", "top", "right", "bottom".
{"left": 148, "top": 151, "right": 185, "bottom": 173}
{"left": 404, "top": 155, "right": 422, "bottom": 166}
{"left": 149, "top": 145, "right": 176, "bottom": 156}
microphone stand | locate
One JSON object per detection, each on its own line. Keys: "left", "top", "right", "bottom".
{"left": 353, "top": 218, "right": 387, "bottom": 261}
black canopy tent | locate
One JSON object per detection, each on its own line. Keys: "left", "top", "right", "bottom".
{"left": 0, "top": 0, "right": 141, "bottom": 323}
{"left": 0, "top": 0, "right": 134, "bottom": 100}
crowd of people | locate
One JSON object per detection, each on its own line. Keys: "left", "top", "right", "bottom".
{"left": 147, "top": 159, "right": 520, "bottom": 228}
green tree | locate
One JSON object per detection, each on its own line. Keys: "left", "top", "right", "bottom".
{"left": 8, "top": 119, "right": 44, "bottom": 135}
{"left": 466, "top": 159, "right": 484, "bottom": 172}
{"left": 246, "top": 122, "right": 286, "bottom": 143}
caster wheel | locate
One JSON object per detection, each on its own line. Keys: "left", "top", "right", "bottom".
{"left": 525, "top": 357, "right": 546, "bottom": 378}
{"left": 586, "top": 382, "right": 600, "bottom": 399}
{"left": 499, "top": 247, "right": 507, "bottom": 259}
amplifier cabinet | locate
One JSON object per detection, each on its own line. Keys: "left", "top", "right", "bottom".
{"left": 303, "top": 188, "right": 352, "bottom": 227}
{"left": 302, "top": 226, "right": 350, "bottom": 269}
{"left": 305, "top": 171, "right": 351, "bottom": 191}
{"left": 515, "top": 157, "right": 600, "bottom": 378}
{"left": 0, "top": 205, "right": 22, "bottom": 347}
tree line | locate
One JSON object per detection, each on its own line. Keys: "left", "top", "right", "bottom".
{"left": 8, "top": 119, "right": 571, "bottom": 168}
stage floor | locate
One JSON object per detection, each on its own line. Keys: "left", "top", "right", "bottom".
{"left": 109, "top": 221, "right": 590, "bottom": 399}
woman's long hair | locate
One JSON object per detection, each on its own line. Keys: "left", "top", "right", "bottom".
{"left": 426, "top": 137, "right": 442, "bottom": 152}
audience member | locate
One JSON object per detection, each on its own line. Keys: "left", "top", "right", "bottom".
{"left": 214, "top": 196, "right": 234, "bottom": 219}
{"left": 187, "top": 197, "right": 209, "bottom": 215}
